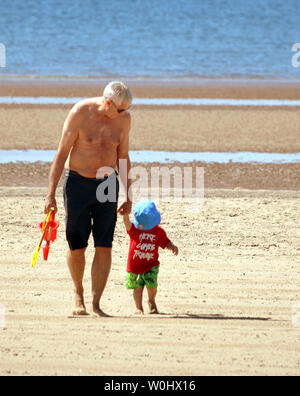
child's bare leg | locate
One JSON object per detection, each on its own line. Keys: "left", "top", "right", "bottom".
{"left": 133, "top": 287, "right": 144, "bottom": 314}
{"left": 147, "top": 287, "right": 158, "bottom": 314}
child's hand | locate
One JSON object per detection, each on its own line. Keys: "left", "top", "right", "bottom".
{"left": 167, "top": 242, "right": 179, "bottom": 256}
{"left": 172, "top": 245, "right": 179, "bottom": 256}
{"left": 122, "top": 214, "right": 132, "bottom": 231}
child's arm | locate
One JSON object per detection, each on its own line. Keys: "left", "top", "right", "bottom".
{"left": 123, "top": 214, "right": 132, "bottom": 232}
{"left": 166, "top": 241, "right": 179, "bottom": 256}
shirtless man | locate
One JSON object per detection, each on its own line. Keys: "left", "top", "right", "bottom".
{"left": 44, "top": 81, "right": 132, "bottom": 317}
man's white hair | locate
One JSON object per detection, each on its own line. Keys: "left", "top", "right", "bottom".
{"left": 103, "top": 81, "right": 133, "bottom": 108}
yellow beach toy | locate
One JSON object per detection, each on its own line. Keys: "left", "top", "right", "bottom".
{"left": 31, "top": 210, "right": 53, "bottom": 268}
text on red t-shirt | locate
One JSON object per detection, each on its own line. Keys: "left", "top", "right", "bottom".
{"left": 127, "top": 225, "right": 170, "bottom": 274}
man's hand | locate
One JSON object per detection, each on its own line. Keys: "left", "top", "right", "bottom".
{"left": 44, "top": 195, "right": 58, "bottom": 214}
{"left": 117, "top": 201, "right": 132, "bottom": 216}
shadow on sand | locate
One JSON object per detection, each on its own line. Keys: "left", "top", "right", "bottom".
{"left": 68, "top": 312, "right": 272, "bottom": 321}
{"left": 155, "top": 313, "right": 271, "bottom": 321}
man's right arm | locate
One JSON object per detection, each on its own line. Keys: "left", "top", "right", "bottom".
{"left": 44, "top": 104, "right": 83, "bottom": 214}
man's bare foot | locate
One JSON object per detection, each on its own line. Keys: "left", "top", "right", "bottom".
{"left": 134, "top": 309, "right": 144, "bottom": 315}
{"left": 72, "top": 292, "right": 89, "bottom": 316}
{"left": 72, "top": 306, "right": 89, "bottom": 316}
{"left": 90, "top": 306, "right": 110, "bottom": 318}
{"left": 148, "top": 301, "right": 158, "bottom": 314}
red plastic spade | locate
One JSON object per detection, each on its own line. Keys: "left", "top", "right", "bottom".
{"left": 38, "top": 211, "right": 59, "bottom": 261}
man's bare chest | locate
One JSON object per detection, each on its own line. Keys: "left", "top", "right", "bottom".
{"left": 80, "top": 118, "right": 121, "bottom": 146}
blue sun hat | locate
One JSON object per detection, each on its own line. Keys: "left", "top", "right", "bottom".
{"left": 133, "top": 200, "right": 161, "bottom": 231}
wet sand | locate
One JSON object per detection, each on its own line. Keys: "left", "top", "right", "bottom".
{"left": 0, "top": 162, "right": 299, "bottom": 191}
{"left": 1, "top": 77, "right": 300, "bottom": 99}
{"left": 0, "top": 79, "right": 299, "bottom": 376}
{"left": 0, "top": 106, "right": 300, "bottom": 153}
{"left": 1, "top": 77, "right": 300, "bottom": 156}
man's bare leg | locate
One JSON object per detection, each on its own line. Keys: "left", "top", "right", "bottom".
{"left": 90, "top": 247, "right": 112, "bottom": 317}
{"left": 67, "top": 248, "right": 88, "bottom": 315}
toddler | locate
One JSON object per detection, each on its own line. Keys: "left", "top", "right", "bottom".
{"left": 122, "top": 199, "right": 178, "bottom": 314}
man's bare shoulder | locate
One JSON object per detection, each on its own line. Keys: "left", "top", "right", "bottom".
{"left": 121, "top": 110, "right": 131, "bottom": 119}
{"left": 71, "top": 98, "right": 94, "bottom": 114}
{"left": 120, "top": 111, "right": 131, "bottom": 129}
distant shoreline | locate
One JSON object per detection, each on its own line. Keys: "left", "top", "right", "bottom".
{"left": 1, "top": 76, "right": 300, "bottom": 99}
{"left": 1, "top": 74, "right": 300, "bottom": 82}
{"left": 1, "top": 75, "right": 300, "bottom": 86}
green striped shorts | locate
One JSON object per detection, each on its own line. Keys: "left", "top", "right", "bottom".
{"left": 126, "top": 266, "right": 159, "bottom": 289}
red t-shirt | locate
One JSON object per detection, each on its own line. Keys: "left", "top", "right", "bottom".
{"left": 127, "top": 224, "right": 170, "bottom": 274}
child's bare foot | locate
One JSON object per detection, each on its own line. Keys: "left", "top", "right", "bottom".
{"left": 148, "top": 301, "right": 158, "bottom": 314}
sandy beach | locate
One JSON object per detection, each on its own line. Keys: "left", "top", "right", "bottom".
{"left": 0, "top": 80, "right": 300, "bottom": 376}
{"left": 0, "top": 187, "right": 299, "bottom": 376}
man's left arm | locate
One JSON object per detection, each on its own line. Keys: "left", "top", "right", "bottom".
{"left": 117, "top": 113, "right": 132, "bottom": 215}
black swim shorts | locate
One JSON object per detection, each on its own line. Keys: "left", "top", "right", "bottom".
{"left": 63, "top": 170, "right": 119, "bottom": 251}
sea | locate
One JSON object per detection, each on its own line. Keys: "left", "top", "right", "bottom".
{"left": 0, "top": 0, "right": 299, "bottom": 80}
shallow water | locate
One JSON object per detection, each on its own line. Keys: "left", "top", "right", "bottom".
{"left": 0, "top": 150, "right": 299, "bottom": 164}
{"left": 1, "top": 97, "right": 300, "bottom": 107}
